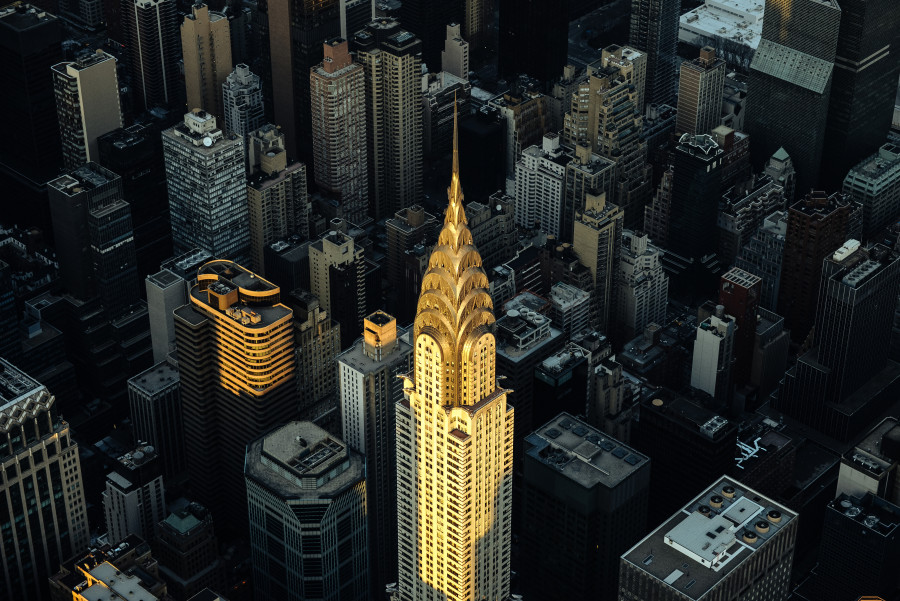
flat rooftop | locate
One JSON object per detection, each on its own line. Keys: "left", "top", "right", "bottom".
{"left": 245, "top": 421, "right": 364, "bottom": 499}
{"left": 843, "top": 416, "right": 900, "bottom": 478}
{"left": 0, "top": 4, "right": 58, "bottom": 31}
{"left": 190, "top": 261, "right": 291, "bottom": 328}
{"left": 679, "top": 0, "right": 764, "bottom": 50}
{"left": 622, "top": 477, "right": 797, "bottom": 600}
{"left": 526, "top": 412, "right": 649, "bottom": 489}
{"left": 0, "top": 358, "right": 43, "bottom": 413}
{"left": 48, "top": 163, "right": 118, "bottom": 196}
{"left": 338, "top": 326, "right": 412, "bottom": 374}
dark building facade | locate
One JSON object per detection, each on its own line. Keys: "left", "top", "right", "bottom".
{"left": 719, "top": 267, "right": 761, "bottom": 390}
{"left": 822, "top": 0, "right": 900, "bottom": 190}
{"left": 746, "top": 0, "right": 840, "bottom": 194}
{"left": 628, "top": 0, "right": 680, "bottom": 107}
{"left": 122, "top": 0, "right": 182, "bottom": 112}
{"left": 522, "top": 413, "right": 650, "bottom": 601}
{"left": 498, "top": 0, "right": 569, "bottom": 84}
{"left": 398, "top": 0, "right": 461, "bottom": 71}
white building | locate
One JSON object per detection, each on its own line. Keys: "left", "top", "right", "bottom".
{"left": 679, "top": 0, "right": 765, "bottom": 55}
{"left": 549, "top": 281, "right": 591, "bottom": 337}
{"left": 691, "top": 306, "right": 736, "bottom": 402}
{"left": 145, "top": 268, "right": 187, "bottom": 364}
{"left": 515, "top": 133, "right": 569, "bottom": 237}
{"left": 102, "top": 444, "right": 166, "bottom": 545}
{"left": 222, "top": 63, "right": 264, "bottom": 137}
{"left": 616, "top": 229, "right": 668, "bottom": 342}
{"left": 441, "top": 23, "right": 469, "bottom": 80}
{"left": 162, "top": 110, "right": 248, "bottom": 261}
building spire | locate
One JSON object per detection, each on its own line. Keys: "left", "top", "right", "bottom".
{"left": 445, "top": 95, "right": 466, "bottom": 229}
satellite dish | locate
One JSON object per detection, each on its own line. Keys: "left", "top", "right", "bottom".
{"left": 202, "top": 136, "right": 212, "bottom": 147}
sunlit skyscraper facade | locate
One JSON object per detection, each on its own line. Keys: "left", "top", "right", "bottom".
{"left": 395, "top": 107, "right": 514, "bottom": 601}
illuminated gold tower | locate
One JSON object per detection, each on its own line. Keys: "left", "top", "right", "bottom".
{"left": 174, "top": 260, "right": 296, "bottom": 528}
{"left": 396, "top": 105, "right": 514, "bottom": 601}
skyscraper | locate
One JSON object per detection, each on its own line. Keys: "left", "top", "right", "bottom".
{"left": 128, "top": 361, "right": 186, "bottom": 480}
{"left": 310, "top": 39, "right": 369, "bottom": 225}
{"left": 122, "top": 0, "right": 181, "bottom": 112}
{"left": 395, "top": 107, "right": 514, "bottom": 601}
{"left": 0, "top": 357, "right": 90, "bottom": 600}
{"left": 441, "top": 23, "right": 469, "bottom": 80}
{"left": 573, "top": 191, "right": 624, "bottom": 333}
{"left": 822, "top": 0, "right": 900, "bottom": 189}
{"left": 746, "top": 0, "right": 841, "bottom": 193}
{"left": 102, "top": 443, "right": 166, "bottom": 544}
{"left": 498, "top": 0, "right": 568, "bottom": 83}
{"left": 719, "top": 267, "right": 762, "bottom": 388}
{"left": 514, "top": 133, "right": 569, "bottom": 237}
{"left": 155, "top": 503, "right": 225, "bottom": 600}
{"left": 52, "top": 50, "right": 123, "bottom": 169}
{"left": 289, "top": 290, "right": 341, "bottom": 414}
{"left": 339, "top": 311, "right": 413, "bottom": 595}
{"left": 309, "top": 229, "right": 366, "bottom": 348}
{"left": 777, "top": 191, "right": 851, "bottom": 341}
{"left": 174, "top": 260, "right": 296, "bottom": 527}
{"left": 690, "top": 305, "right": 736, "bottom": 405}
{"left": 735, "top": 210, "right": 788, "bottom": 311}
{"left": 245, "top": 421, "right": 368, "bottom": 601}
{"left": 562, "top": 144, "right": 616, "bottom": 243}
{"left": 354, "top": 20, "right": 423, "bottom": 219}
{"left": 398, "top": 0, "right": 461, "bottom": 71}
{"left": 163, "top": 110, "right": 248, "bottom": 261}
{"left": 181, "top": 2, "right": 232, "bottom": 116}
{"left": 619, "top": 476, "right": 798, "bottom": 601}
{"left": 616, "top": 229, "right": 668, "bottom": 342}
{"left": 522, "top": 413, "right": 650, "bottom": 601}
{"left": 385, "top": 205, "right": 440, "bottom": 321}
{"left": 676, "top": 46, "right": 725, "bottom": 136}
{"left": 629, "top": 0, "right": 680, "bottom": 107}
{"left": 266, "top": 0, "right": 339, "bottom": 160}
{"left": 843, "top": 142, "right": 900, "bottom": 239}
{"left": 222, "top": 63, "right": 264, "bottom": 137}
{"left": 779, "top": 241, "right": 900, "bottom": 441}
{"left": 246, "top": 124, "right": 309, "bottom": 273}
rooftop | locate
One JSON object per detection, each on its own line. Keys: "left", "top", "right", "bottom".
{"left": 338, "top": 324, "right": 412, "bottom": 374}
{"left": 80, "top": 562, "right": 158, "bottom": 601}
{"left": 679, "top": 0, "right": 765, "bottom": 50}
{"left": 526, "top": 412, "right": 649, "bottom": 489}
{"left": 829, "top": 493, "right": 900, "bottom": 538}
{"left": 245, "top": 421, "right": 364, "bottom": 499}
{"left": 642, "top": 395, "right": 734, "bottom": 442}
{"left": 161, "top": 503, "right": 211, "bottom": 536}
{"left": 843, "top": 417, "right": 900, "bottom": 478}
{"left": 48, "top": 163, "right": 118, "bottom": 196}
{"left": 622, "top": 477, "right": 797, "bottom": 600}
{"left": 0, "top": 358, "right": 41, "bottom": 409}
{"left": 0, "top": 3, "right": 58, "bottom": 31}
{"left": 190, "top": 261, "right": 290, "bottom": 328}
{"left": 845, "top": 142, "right": 900, "bottom": 184}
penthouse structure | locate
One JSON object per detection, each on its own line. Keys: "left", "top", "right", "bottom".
{"left": 836, "top": 417, "right": 900, "bottom": 506}
{"left": 842, "top": 142, "right": 900, "bottom": 238}
{"left": 174, "top": 261, "right": 296, "bottom": 526}
{"left": 619, "top": 476, "right": 798, "bottom": 601}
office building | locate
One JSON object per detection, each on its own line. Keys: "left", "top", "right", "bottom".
{"left": 441, "top": 23, "right": 468, "bottom": 80}
{"left": 822, "top": 0, "right": 900, "bottom": 189}
{"left": 514, "top": 133, "right": 569, "bottom": 237}
{"left": 48, "top": 162, "right": 140, "bottom": 314}
{"left": 182, "top": 2, "right": 232, "bottom": 116}
{"left": 395, "top": 111, "right": 514, "bottom": 601}
{"left": 619, "top": 476, "right": 798, "bottom": 601}
{"left": 747, "top": 0, "right": 840, "bottom": 193}
{"left": 691, "top": 305, "right": 736, "bottom": 404}
{"left": 309, "top": 228, "right": 366, "bottom": 347}
{"left": 678, "top": 0, "right": 764, "bottom": 59}
{"left": 155, "top": 503, "right": 226, "bottom": 601}
{"left": 735, "top": 210, "right": 787, "bottom": 311}
{"left": 717, "top": 175, "right": 785, "bottom": 266}
{"left": 58, "top": 0, "right": 102, "bottom": 27}
{"left": 163, "top": 110, "right": 248, "bottom": 261}
{"left": 573, "top": 192, "right": 624, "bottom": 333}
{"left": 778, "top": 191, "right": 852, "bottom": 341}
{"left": 635, "top": 394, "right": 737, "bottom": 522}
{"left": 549, "top": 282, "right": 591, "bottom": 338}
{"left": 676, "top": 47, "right": 726, "bottom": 136}
{"left": 174, "top": 261, "right": 296, "bottom": 526}
{"left": 564, "top": 46, "right": 652, "bottom": 229}
{"left": 123, "top": 0, "right": 181, "bottom": 111}
{"left": 748, "top": 307, "right": 789, "bottom": 402}
{"left": 467, "top": 193, "right": 517, "bottom": 271}
{"left": 102, "top": 443, "right": 166, "bottom": 544}
{"left": 843, "top": 143, "right": 900, "bottom": 239}
{"left": 265, "top": 0, "right": 339, "bottom": 160}
{"left": 643, "top": 166, "right": 673, "bottom": 247}
{"left": 354, "top": 20, "right": 423, "bottom": 219}
{"left": 385, "top": 204, "right": 439, "bottom": 321}
{"left": 629, "top": 0, "right": 680, "bottom": 107}
{"left": 247, "top": 124, "right": 309, "bottom": 273}
{"left": 836, "top": 417, "right": 900, "bottom": 505}
{"left": 498, "top": 0, "right": 568, "bottom": 83}
{"left": 0, "top": 358, "right": 89, "bottom": 600}
{"left": 245, "top": 421, "right": 367, "bottom": 601}
{"left": 310, "top": 39, "right": 368, "bottom": 225}
{"left": 98, "top": 123, "right": 172, "bottom": 279}
{"left": 665, "top": 134, "right": 724, "bottom": 296}
{"left": 128, "top": 362, "right": 185, "bottom": 480}
{"left": 593, "top": 355, "right": 638, "bottom": 443}
{"left": 616, "top": 229, "right": 668, "bottom": 343}
{"left": 563, "top": 144, "right": 616, "bottom": 243}
{"left": 458, "top": 108, "right": 506, "bottom": 202}
{"left": 810, "top": 493, "right": 900, "bottom": 601}
{"left": 719, "top": 267, "right": 762, "bottom": 388}
{"left": 763, "top": 147, "right": 796, "bottom": 203}
{"left": 422, "top": 71, "right": 471, "bottom": 161}
{"left": 145, "top": 268, "right": 187, "bottom": 363}
{"left": 222, "top": 63, "right": 264, "bottom": 137}
{"left": 397, "top": 0, "right": 460, "bottom": 70}
{"left": 532, "top": 345, "right": 594, "bottom": 425}
{"left": 0, "top": 4, "right": 64, "bottom": 198}
{"left": 523, "top": 413, "right": 649, "bottom": 601}
{"left": 490, "top": 85, "right": 549, "bottom": 178}
{"left": 289, "top": 290, "right": 341, "bottom": 412}
{"left": 52, "top": 50, "right": 122, "bottom": 169}
{"left": 780, "top": 241, "right": 900, "bottom": 441}
{"left": 338, "top": 311, "right": 412, "bottom": 594}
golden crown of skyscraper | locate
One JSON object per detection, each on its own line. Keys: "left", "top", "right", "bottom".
{"left": 412, "top": 99, "right": 496, "bottom": 407}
